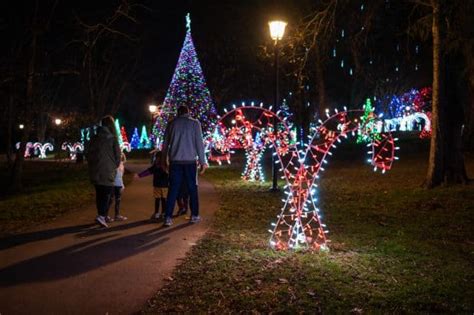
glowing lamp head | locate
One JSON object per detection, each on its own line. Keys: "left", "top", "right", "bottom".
{"left": 148, "top": 104, "right": 158, "bottom": 114}
{"left": 19, "top": 124, "right": 24, "bottom": 129}
{"left": 268, "top": 20, "right": 287, "bottom": 41}
{"left": 54, "top": 118, "right": 62, "bottom": 126}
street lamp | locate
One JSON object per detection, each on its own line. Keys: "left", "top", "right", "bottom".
{"left": 54, "top": 118, "right": 62, "bottom": 126}
{"left": 19, "top": 124, "right": 24, "bottom": 130}
{"left": 269, "top": 21, "right": 287, "bottom": 41}
{"left": 148, "top": 104, "right": 159, "bottom": 138}
{"left": 148, "top": 104, "right": 158, "bottom": 114}
{"left": 268, "top": 20, "right": 287, "bottom": 192}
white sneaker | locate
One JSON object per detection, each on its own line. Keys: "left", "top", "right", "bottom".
{"left": 96, "top": 216, "right": 108, "bottom": 228}
{"left": 163, "top": 217, "right": 172, "bottom": 227}
{"left": 190, "top": 215, "right": 201, "bottom": 223}
{"left": 114, "top": 215, "right": 128, "bottom": 221}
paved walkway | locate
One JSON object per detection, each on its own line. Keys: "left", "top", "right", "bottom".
{"left": 0, "top": 164, "right": 219, "bottom": 315}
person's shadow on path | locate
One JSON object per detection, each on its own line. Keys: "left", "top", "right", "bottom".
{"left": 0, "top": 222, "right": 192, "bottom": 287}
{"left": 0, "top": 224, "right": 97, "bottom": 251}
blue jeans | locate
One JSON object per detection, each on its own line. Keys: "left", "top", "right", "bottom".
{"left": 165, "top": 163, "right": 199, "bottom": 218}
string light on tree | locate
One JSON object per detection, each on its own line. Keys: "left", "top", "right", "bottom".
{"left": 114, "top": 119, "right": 123, "bottom": 146}
{"left": 357, "top": 98, "right": 381, "bottom": 143}
{"left": 152, "top": 13, "right": 217, "bottom": 147}
{"left": 120, "top": 126, "right": 129, "bottom": 144}
{"left": 130, "top": 127, "right": 140, "bottom": 149}
{"left": 140, "top": 125, "right": 151, "bottom": 149}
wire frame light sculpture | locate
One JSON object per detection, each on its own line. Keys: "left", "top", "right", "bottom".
{"left": 208, "top": 104, "right": 292, "bottom": 182}
{"left": 269, "top": 108, "right": 397, "bottom": 251}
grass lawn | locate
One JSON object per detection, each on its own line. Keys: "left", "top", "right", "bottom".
{"left": 144, "top": 149, "right": 474, "bottom": 313}
{"left": 0, "top": 161, "right": 131, "bottom": 235}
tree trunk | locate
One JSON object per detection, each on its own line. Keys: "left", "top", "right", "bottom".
{"left": 36, "top": 112, "right": 48, "bottom": 142}
{"left": 444, "top": 52, "right": 469, "bottom": 184}
{"left": 315, "top": 47, "right": 326, "bottom": 118}
{"left": 463, "top": 79, "right": 474, "bottom": 152}
{"left": 424, "top": 0, "right": 446, "bottom": 188}
{"left": 5, "top": 93, "right": 14, "bottom": 165}
{"left": 10, "top": 19, "right": 38, "bottom": 192}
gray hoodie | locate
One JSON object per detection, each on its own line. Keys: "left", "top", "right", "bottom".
{"left": 162, "top": 114, "right": 206, "bottom": 165}
{"left": 85, "top": 126, "right": 121, "bottom": 186}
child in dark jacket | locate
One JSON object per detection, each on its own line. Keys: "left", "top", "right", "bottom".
{"left": 135, "top": 151, "right": 169, "bottom": 220}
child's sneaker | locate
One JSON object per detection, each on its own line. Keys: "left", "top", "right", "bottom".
{"left": 163, "top": 217, "right": 172, "bottom": 227}
{"left": 115, "top": 215, "right": 128, "bottom": 221}
{"left": 96, "top": 216, "right": 108, "bottom": 228}
{"left": 105, "top": 216, "right": 114, "bottom": 223}
{"left": 151, "top": 213, "right": 161, "bottom": 221}
{"left": 190, "top": 215, "right": 201, "bottom": 223}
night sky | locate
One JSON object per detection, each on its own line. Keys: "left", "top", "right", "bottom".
{"left": 1, "top": 0, "right": 431, "bottom": 129}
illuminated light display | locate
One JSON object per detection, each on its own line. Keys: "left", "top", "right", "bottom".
{"left": 357, "top": 99, "right": 381, "bottom": 143}
{"left": 61, "top": 142, "right": 84, "bottom": 160}
{"left": 121, "top": 141, "right": 131, "bottom": 153}
{"left": 120, "top": 126, "right": 129, "bottom": 144}
{"left": 80, "top": 128, "right": 91, "bottom": 143}
{"left": 209, "top": 104, "right": 397, "bottom": 251}
{"left": 33, "top": 142, "right": 54, "bottom": 159}
{"left": 114, "top": 119, "right": 123, "bottom": 146}
{"left": 139, "top": 125, "right": 151, "bottom": 149}
{"left": 269, "top": 109, "right": 397, "bottom": 251}
{"left": 130, "top": 127, "right": 140, "bottom": 149}
{"left": 208, "top": 105, "right": 291, "bottom": 182}
{"left": 15, "top": 142, "right": 34, "bottom": 158}
{"left": 376, "top": 87, "right": 432, "bottom": 138}
{"left": 152, "top": 13, "right": 217, "bottom": 148}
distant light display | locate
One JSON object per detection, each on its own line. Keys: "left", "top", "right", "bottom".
{"left": 376, "top": 87, "right": 432, "bottom": 138}
{"left": 15, "top": 142, "right": 34, "bottom": 158}
{"left": 130, "top": 127, "right": 140, "bottom": 149}
{"left": 139, "top": 125, "right": 151, "bottom": 149}
{"left": 61, "top": 142, "right": 84, "bottom": 160}
{"left": 33, "top": 142, "right": 54, "bottom": 159}
{"left": 208, "top": 104, "right": 291, "bottom": 182}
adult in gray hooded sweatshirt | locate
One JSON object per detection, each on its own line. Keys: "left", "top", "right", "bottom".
{"left": 162, "top": 105, "right": 208, "bottom": 226}
{"left": 85, "top": 115, "right": 121, "bottom": 227}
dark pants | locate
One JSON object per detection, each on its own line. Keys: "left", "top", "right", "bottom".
{"left": 95, "top": 185, "right": 113, "bottom": 217}
{"left": 178, "top": 182, "right": 189, "bottom": 211}
{"left": 165, "top": 163, "right": 199, "bottom": 218}
{"left": 108, "top": 186, "right": 122, "bottom": 216}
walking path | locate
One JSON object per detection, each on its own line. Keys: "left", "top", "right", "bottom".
{"left": 0, "top": 164, "right": 219, "bottom": 315}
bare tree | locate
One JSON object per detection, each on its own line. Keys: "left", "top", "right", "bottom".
{"left": 73, "top": 0, "right": 143, "bottom": 120}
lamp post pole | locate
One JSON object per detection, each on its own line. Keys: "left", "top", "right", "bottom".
{"left": 268, "top": 20, "right": 286, "bottom": 192}
{"left": 271, "top": 39, "right": 280, "bottom": 192}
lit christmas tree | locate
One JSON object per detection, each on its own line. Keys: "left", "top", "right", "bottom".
{"left": 114, "top": 119, "right": 123, "bottom": 146}
{"left": 152, "top": 13, "right": 217, "bottom": 148}
{"left": 140, "top": 125, "right": 151, "bottom": 149}
{"left": 120, "top": 126, "right": 129, "bottom": 143}
{"left": 130, "top": 127, "right": 140, "bottom": 149}
{"left": 357, "top": 99, "right": 381, "bottom": 143}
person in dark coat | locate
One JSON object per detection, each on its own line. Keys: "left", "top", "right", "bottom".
{"left": 85, "top": 115, "right": 121, "bottom": 227}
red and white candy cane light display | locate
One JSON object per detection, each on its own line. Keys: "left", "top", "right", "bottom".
{"left": 209, "top": 104, "right": 292, "bottom": 182}
{"left": 269, "top": 109, "right": 397, "bottom": 251}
